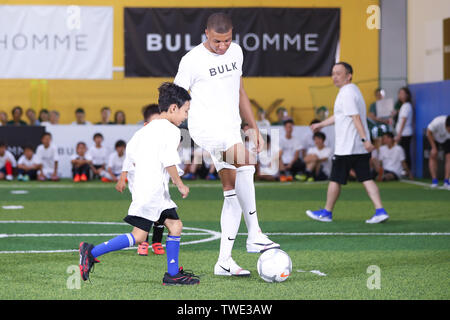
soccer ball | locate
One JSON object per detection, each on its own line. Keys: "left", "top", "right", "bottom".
{"left": 257, "top": 249, "right": 292, "bottom": 283}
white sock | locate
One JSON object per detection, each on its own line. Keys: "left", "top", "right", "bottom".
{"left": 235, "top": 165, "right": 261, "bottom": 239}
{"left": 218, "top": 189, "right": 242, "bottom": 262}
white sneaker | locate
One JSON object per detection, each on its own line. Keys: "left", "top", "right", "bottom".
{"left": 444, "top": 183, "right": 450, "bottom": 190}
{"left": 6, "top": 174, "right": 13, "bottom": 181}
{"left": 431, "top": 183, "right": 438, "bottom": 188}
{"left": 214, "top": 258, "right": 250, "bottom": 277}
{"left": 365, "top": 212, "right": 390, "bottom": 224}
{"left": 246, "top": 231, "right": 280, "bottom": 253}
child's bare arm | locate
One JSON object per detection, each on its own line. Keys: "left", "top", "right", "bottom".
{"left": 166, "top": 165, "right": 189, "bottom": 198}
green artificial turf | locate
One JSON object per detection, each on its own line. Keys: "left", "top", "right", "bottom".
{"left": 0, "top": 179, "right": 449, "bottom": 300}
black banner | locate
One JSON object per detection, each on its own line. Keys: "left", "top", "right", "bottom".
{"left": 124, "top": 7, "right": 340, "bottom": 77}
{"left": 0, "top": 126, "right": 45, "bottom": 159}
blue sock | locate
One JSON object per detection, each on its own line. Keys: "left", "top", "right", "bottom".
{"left": 91, "top": 233, "right": 135, "bottom": 258}
{"left": 375, "top": 208, "right": 387, "bottom": 215}
{"left": 166, "top": 235, "right": 180, "bottom": 276}
{"left": 432, "top": 178, "right": 438, "bottom": 184}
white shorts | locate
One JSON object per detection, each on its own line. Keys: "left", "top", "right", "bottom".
{"left": 190, "top": 127, "right": 242, "bottom": 172}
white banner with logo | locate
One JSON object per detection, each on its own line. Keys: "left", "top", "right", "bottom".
{"left": 0, "top": 5, "right": 113, "bottom": 79}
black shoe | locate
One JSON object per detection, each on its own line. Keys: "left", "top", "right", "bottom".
{"left": 162, "top": 267, "right": 200, "bottom": 286}
{"left": 79, "top": 242, "right": 100, "bottom": 281}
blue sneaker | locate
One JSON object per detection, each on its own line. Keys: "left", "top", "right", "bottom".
{"left": 365, "top": 210, "right": 389, "bottom": 224}
{"left": 182, "top": 173, "right": 196, "bottom": 180}
{"left": 206, "top": 173, "right": 217, "bottom": 180}
{"left": 305, "top": 209, "right": 332, "bottom": 222}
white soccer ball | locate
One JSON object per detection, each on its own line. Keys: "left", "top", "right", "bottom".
{"left": 257, "top": 249, "right": 292, "bottom": 283}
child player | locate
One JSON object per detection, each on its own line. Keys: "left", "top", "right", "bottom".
{"left": 115, "top": 104, "right": 166, "bottom": 256}
{"left": 79, "top": 82, "right": 199, "bottom": 285}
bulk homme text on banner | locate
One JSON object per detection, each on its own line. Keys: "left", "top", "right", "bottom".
{"left": 124, "top": 7, "right": 340, "bottom": 77}
{"left": 0, "top": 5, "right": 113, "bottom": 79}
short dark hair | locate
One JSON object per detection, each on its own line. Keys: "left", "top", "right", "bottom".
{"left": 115, "top": 140, "right": 126, "bottom": 149}
{"left": 41, "top": 132, "right": 51, "bottom": 139}
{"left": 23, "top": 145, "right": 34, "bottom": 152}
{"left": 207, "top": 12, "right": 233, "bottom": 33}
{"left": 101, "top": 106, "right": 111, "bottom": 112}
{"left": 76, "top": 141, "right": 87, "bottom": 148}
{"left": 335, "top": 62, "right": 353, "bottom": 75}
{"left": 158, "top": 82, "right": 191, "bottom": 113}
{"left": 283, "top": 119, "right": 294, "bottom": 126}
{"left": 0, "top": 141, "right": 6, "bottom": 148}
{"left": 446, "top": 116, "right": 450, "bottom": 128}
{"left": 12, "top": 106, "right": 23, "bottom": 116}
{"left": 143, "top": 104, "right": 160, "bottom": 122}
{"left": 93, "top": 133, "right": 103, "bottom": 140}
{"left": 383, "top": 131, "right": 394, "bottom": 139}
{"left": 75, "top": 107, "right": 85, "bottom": 114}
{"left": 313, "top": 131, "right": 326, "bottom": 141}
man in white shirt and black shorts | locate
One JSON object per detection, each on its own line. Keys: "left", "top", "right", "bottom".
{"left": 306, "top": 62, "right": 389, "bottom": 224}
{"left": 426, "top": 115, "right": 450, "bottom": 189}
{"left": 174, "top": 12, "right": 279, "bottom": 277}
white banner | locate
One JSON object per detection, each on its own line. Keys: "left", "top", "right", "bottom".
{"left": 44, "top": 124, "right": 335, "bottom": 178}
{"left": 0, "top": 5, "right": 113, "bottom": 79}
{"left": 46, "top": 125, "right": 140, "bottom": 178}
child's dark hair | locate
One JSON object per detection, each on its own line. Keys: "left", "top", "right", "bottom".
{"left": 0, "top": 141, "right": 6, "bottom": 148}
{"left": 313, "top": 131, "right": 326, "bottom": 141}
{"left": 383, "top": 131, "right": 394, "bottom": 139}
{"left": 143, "top": 103, "right": 160, "bottom": 121}
{"left": 23, "top": 145, "right": 34, "bottom": 152}
{"left": 158, "top": 82, "right": 191, "bottom": 112}
{"left": 283, "top": 119, "right": 294, "bottom": 126}
{"left": 115, "top": 140, "right": 126, "bottom": 149}
{"left": 76, "top": 141, "right": 87, "bottom": 148}
{"left": 41, "top": 132, "right": 51, "bottom": 139}
{"left": 93, "top": 133, "right": 103, "bottom": 140}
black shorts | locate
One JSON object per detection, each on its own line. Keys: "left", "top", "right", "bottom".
{"left": 383, "top": 170, "right": 399, "bottom": 180}
{"left": 436, "top": 139, "right": 450, "bottom": 154}
{"left": 123, "top": 208, "right": 179, "bottom": 233}
{"left": 330, "top": 153, "right": 372, "bottom": 185}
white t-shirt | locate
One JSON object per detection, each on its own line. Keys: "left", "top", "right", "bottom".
{"left": 333, "top": 83, "right": 371, "bottom": 155}
{"left": 395, "top": 102, "right": 413, "bottom": 137}
{"left": 127, "top": 119, "right": 181, "bottom": 221}
{"left": 0, "top": 150, "right": 17, "bottom": 168}
{"left": 379, "top": 144, "right": 405, "bottom": 177}
{"left": 306, "top": 146, "right": 332, "bottom": 176}
{"left": 427, "top": 115, "right": 450, "bottom": 144}
{"left": 122, "top": 126, "right": 147, "bottom": 173}
{"left": 18, "top": 154, "right": 40, "bottom": 168}
{"left": 258, "top": 145, "right": 280, "bottom": 176}
{"left": 174, "top": 42, "right": 243, "bottom": 138}
{"left": 107, "top": 152, "right": 125, "bottom": 176}
{"left": 87, "top": 145, "right": 109, "bottom": 166}
{"left": 280, "top": 135, "right": 302, "bottom": 164}
{"left": 35, "top": 144, "right": 59, "bottom": 172}
{"left": 70, "top": 153, "right": 92, "bottom": 162}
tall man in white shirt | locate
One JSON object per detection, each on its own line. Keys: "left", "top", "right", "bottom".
{"left": 426, "top": 115, "right": 450, "bottom": 188}
{"left": 174, "top": 12, "right": 279, "bottom": 277}
{"left": 306, "top": 62, "right": 389, "bottom": 224}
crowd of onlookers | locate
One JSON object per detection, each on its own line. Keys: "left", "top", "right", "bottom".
{"left": 1, "top": 87, "right": 449, "bottom": 185}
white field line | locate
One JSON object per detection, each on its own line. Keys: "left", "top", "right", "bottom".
{"left": 399, "top": 179, "right": 450, "bottom": 190}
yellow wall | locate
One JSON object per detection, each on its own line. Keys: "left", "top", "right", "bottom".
{"left": 0, "top": 0, "right": 379, "bottom": 125}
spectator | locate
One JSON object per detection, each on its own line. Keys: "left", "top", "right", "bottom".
{"left": 7, "top": 106, "right": 27, "bottom": 126}
{"left": 71, "top": 108, "right": 92, "bottom": 125}
{"left": 26, "top": 108, "right": 40, "bottom": 126}
{"left": 182, "top": 147, "right": 217, "bottom": 180}
{"left": 301, "top": 119, "right": 322, "bottom": 159}
{"left": 302, "top": 132, "right": 332, "bottom": 182}
{"left": 271, "top": 107, "right": 289, "bottom": 126}
{"left": 49, "top": 110, "right": 60, "bottom": 125}
{"left": 102, "top": 140, "right": 126, "bottom": 182}
{"left": 96, "top": 106, "right": 114, "bottom": 125}
{"left": 394, "top": 87, "right": 414, "bottom": 169}
{"left": 87, "top": 133, "right": 109, "bottom": 179}
{"left": 17, "top": 146, "right": 41, "bottom": 181}
{"left": 36, "top": 132, "right": 60, "bottom": 181}
{"left": 256, "top": 135, "right": 280, "bottom": 181}
{"left": 38, "top": 109, "right": 50, "bottom": 125}
{"left": 256, "top": 109, "right": 271, "bottom": 133}
{"left": 71, "top": 142, "right": 93, "bottom": 182}
{"left": 367, "top": 88, "right": 391, "bottom": 141}
{"left": 279, "top": 119, "right": 305, "bottom": 182}
{"left": 0, "top": 141, "right": 16, "bottom": 181}
{"left": 373, "top": 132, "right": 413, "bottom": 181}
{"left": 113, "top": 110, "right": 126, "bottom": 125}
{"left": 0, "top": 111, "right": 8, "bottom": 126}
{"left": 426, "top": 115, "right": 450, "bottom": 188}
